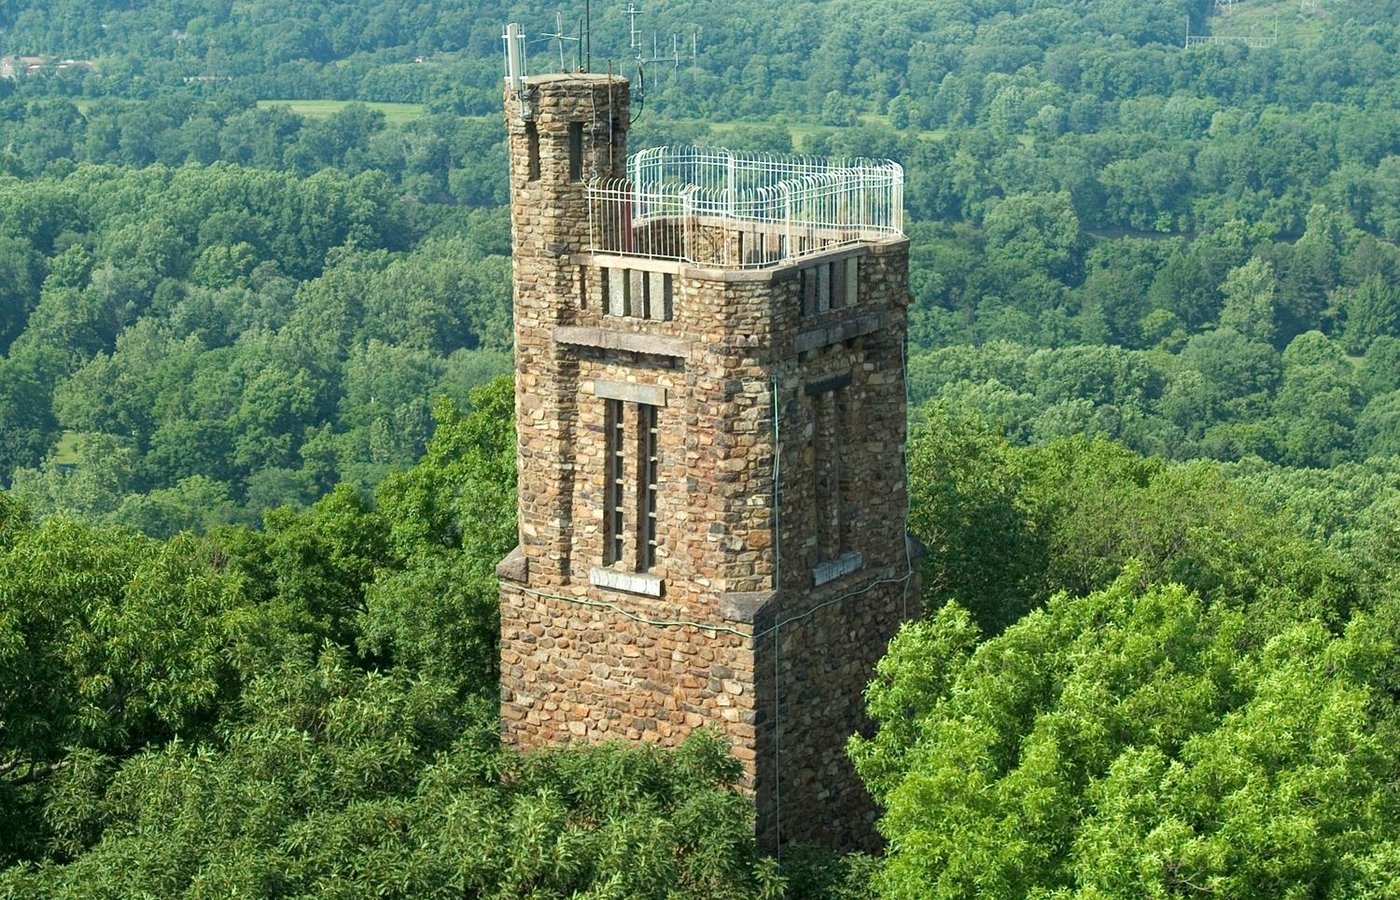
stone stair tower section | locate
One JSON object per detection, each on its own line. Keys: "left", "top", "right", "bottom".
{"left": 498, "top": 72, "right": 919, "bottom": 851}
{"left": 503, "top": 73, "right": 630, "bottom": 586}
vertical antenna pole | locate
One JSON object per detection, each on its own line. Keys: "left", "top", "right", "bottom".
{"left": 511, "top": 24, "right": 524, "bottom": 92}
{"left": 504, "top": 23, "right": 527, "bottom": 114}
{"left": 544, "top": 13, "right": 582, "bottom": 74}
{"left": 554, "top": 12, "right": 565, "bottom": 70}
{"left": 586, "top": 0, "right": 592, "bottom": 71}
{"left": 628, "top": 3, "right": 642, "bottom": 54}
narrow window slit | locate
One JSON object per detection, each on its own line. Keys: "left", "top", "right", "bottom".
{"left": 525, "top": 122, "right": 540, "bottom": 181}
{"left": 605, "top": 399, "right": 625, "bottom": 565}
{"left": 568, "top": 122, "right": 584, "bottom": 182}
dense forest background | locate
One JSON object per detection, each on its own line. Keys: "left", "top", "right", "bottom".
{"left": 3, "top": 0, "right": 1400, "bottom": 895}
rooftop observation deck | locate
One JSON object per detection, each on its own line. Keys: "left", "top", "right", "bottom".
{"left": 587, "top": 146, "right": 904, "bottom": 270}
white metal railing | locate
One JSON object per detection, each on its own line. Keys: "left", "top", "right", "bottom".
{"left": 587, "top": 146, "right": 904, "bottom": 269}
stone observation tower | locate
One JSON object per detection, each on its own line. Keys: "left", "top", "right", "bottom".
{"left": 496, "top": 64, "right": 918, "bottom": 849}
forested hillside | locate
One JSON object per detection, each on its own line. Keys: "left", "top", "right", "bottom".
{"left": 4, "top": 387, "right": 1399, "bottom": 897}
{"left": 0, "top": 384, "right": 789, "bottom": 897}
{"left": 3, "top": 0, "right": 1400, "bottom": 895}
{"left": 4, "top": 0, "right": 1399, "bottom": 510}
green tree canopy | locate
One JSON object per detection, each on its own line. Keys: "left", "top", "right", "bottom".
{"left": 854, "top": 571, "right": 1400, "bottom": 899}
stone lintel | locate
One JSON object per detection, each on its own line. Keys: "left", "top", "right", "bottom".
{"left": 812, "top": 551, "right": 864, "bottom": 587}
{"left": 684, "top": 265, "right": 786, "bottom": 283}
{"left": 554, "top": 326, "right": 691, "bottom": 359}
{"left": 496, "top": 545, "right": 529, "bottom": 583}
{"left": 593, "top": 379, "right": 667, "bottom": 406}
{"left": 864, "top": 235, "right": 912, "bottom": 256}
{"left": 787, "top": 243, "right": 871, "bottom": 269}
{"left": 720, "top": 590, "right": 777, "bottom": 625}
{"left": 794, "top": 313, "right": 884, "bottom": 354}
{"left": 590, "top": 567, "right": 664, "bottom": 597}
{"left": 805, "top": 372, "right": 854, "bottom": 396}
{"left": 573, "top": 253, "right": 684, "bottom": 275}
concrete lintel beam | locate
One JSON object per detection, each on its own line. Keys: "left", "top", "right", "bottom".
{"left": 794, "top": 313, "right": 884, "bottom": 354}
{"left": 590, "top": 567, "right": 664, "bottom": 597}
{"left": 554, "top": 326, "right": 691, "bottom": 359}
{"left": 593, "top": 380, "right": 667, "bottom": 406}
{"left": 812, "top": 551, "right": 864, "bottom": 587}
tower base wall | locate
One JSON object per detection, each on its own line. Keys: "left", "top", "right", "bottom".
{"left": 499, "top": 555, "right": 919, "bottom": 852}
{"left": 752, "top": 566, "right": 918, "bottom": 852}
{"left": 498, "top": 579, "right": 759, "bottom": 782}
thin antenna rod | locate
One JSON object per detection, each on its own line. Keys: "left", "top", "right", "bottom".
{"left": 627, "top": 3, "right": 642, "bottom": 53}
{"left": 503, "top": 23, "right": 527, "bottom": 114}
{"left": 543, "top": 10, "right": 581, "bottom": 73}
{"left": 547, "top": 12, "right": 563, "bottom": 71}
{"left": 586, "top": 0, "right": 591, "bottom": 71}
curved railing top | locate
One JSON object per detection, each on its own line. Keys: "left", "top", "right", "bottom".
{"left": 586, "top": 145, "right": 904, "bottom": 269}
{"left": 627, "top": 144, "right": 903, "bottom": 187}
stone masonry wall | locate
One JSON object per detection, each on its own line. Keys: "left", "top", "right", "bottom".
{"left": 499, "top": 73, "right": 917, "bottom": 851}
{"left": 748, "top": 240, "right": 920, "bottom": 850}
{"left": 506, "top": 74, "right": 630, "bottom": 589}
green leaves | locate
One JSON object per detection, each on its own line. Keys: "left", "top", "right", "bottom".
{"left": 983, "top": 192, "right": 1082, "bottom": 280}
{"left": 3, "top": 686, "right": 766, "bottom": 899}
{"left": 0, "top": 360, "right": 784, "bottom": 897}
{"left": 850, "top": 604, "right": 982, "bottom": 804}
{"left": 863, "top": 572, "right": 1400, "bottom": 898}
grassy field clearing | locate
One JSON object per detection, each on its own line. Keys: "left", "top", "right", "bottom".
{"left": 52, "top": 431, "right": 81, "bottom": 466}
{"left": 1202, "top": 0, "right": 1329, "bottom": 47}
{"left": 256, "top": 99, "right": 428, "bottom": 124}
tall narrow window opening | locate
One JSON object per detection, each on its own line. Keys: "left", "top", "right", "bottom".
{"left": 605, "top": 399, "right": 625, "bottom": 565}
{"left": 806, "top": 372, "right": 853, "bottom": 565}
{"left": 568, "top": 122, "right": 584, "bottom": 182}
{"left": 525, "top": 122, "right": 540, "bottom": 181}
{"left": 831, "top": 259, "right": 847, "bottom": 309}
{"left": 641, "top": 403, "right": 659, "bottom": 570}
{"left": 602, "top": 398, "right": 661, "bottom": 572}
{"left": 813, "top": 390, "right": 842, "bottom": 561}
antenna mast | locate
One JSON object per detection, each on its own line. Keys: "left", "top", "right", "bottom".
{"left": 542, "top": 10, "right": 582, "bottom": 71}
{"left": 502, "top": 23, "right": 528, "bottom": 113}
{"left": 626, "top": 4, "right": 700, "bottom": 69}
{"left": 627, "top": 3, "right": 643, "bottom": 53}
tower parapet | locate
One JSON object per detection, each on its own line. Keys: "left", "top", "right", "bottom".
{"left": 588, "top": 146, "right": 903, "bottom": 269}
{"left": 499, "top": 71, "right": 918, "bottom": 850}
